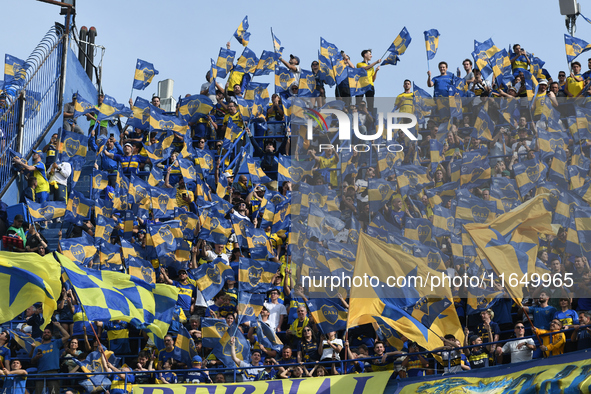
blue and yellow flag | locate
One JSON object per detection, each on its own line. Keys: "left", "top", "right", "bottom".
{"left": 388, "top": 27, "right": 412, "bottom": 56}
{"left": 238, "top": 258, "right": 280, "bottom": 293}
{"left": 96, "top": 240, "right": 123, "bottom": 272}
{"left": 275, "top": 65, "right": 295, "bottom": 94}
{"left": 64, "top": 190, "right": 93, "bottom": 226}
{"left": 404, "top": 218, "right": 436, "bottom": 247}
{"left": 465, "top": 194, "right": 555, "bottom": 301}
{"left": 133, "top": 59, "right": 159, "bottom": 90}
{"left": 253, "top": 320, "right": 283, "bottom": 353}
{"left": 234, "top": 47, "right": 258, "bottom": 74}
{"left": 189, "top": 258, "right": 234, "bottom": 300}
{"left": 237, "top": 292, "right": 266, "bottom": 325}
{"left": 198, "top": 207, "right": 232, "bottom": 245}
{"left": 201, "top": 317, "right": 229, "bottom": 349}
{"left": 7, "top": 329, "right": 41, "bottom": 354}
{"left": 395, "top": 164, "right": 430, "bottom": 197}
{"left": 254, "top": 50, "right": 280, "bottom": 77}
{"left": 272, "top": 29, "right": 283, "bottom": 54}
{"left": 307, "top": 298, "right": 347, "bottom": 334}
{"left": 60, "top": 232, "right": 97, "bottom": 267}
{"left": 348, "top": 233, "right": 463, "bottom": 351}
{"left": 73, "top": 92, "right": 98, "bottom": 119}
{"left": 547, "top": 148, "right": 568, "bottom": 190}
{"left": 178, "top": 94, "right": 214, "bottom": 124}
{"left": 214, "top": 324, "right": 251, "bottom": 368}
{"left": 127, "top": 255, "right": 155, "bottom": 285}
{"left": 0, "top": 253, "right": 61, "bottom": 330}
{"left": 490, "top": 49, "right": 512, "bottom": 87}
{"left": 565, "top": 34, "right": 591, "bottom": 62}
{"left": 3, "top": 54, "right": 27, "bottom": 89}
{"left": 127, "top": 96, "right": 155, "bottom": 131}
{"left": 368, "top": 178, "right": 396, "bottom": 212}
{"left": 460, "top": 151, "right": 491, "bottom": 189}
{"left": 149, "top": 108, "right": 188, "bottom": 134}
{"left": 473, "top": 103, "right": 494, "bottom": 141}
{"left": 233, "top": 16, "right": 250, "bottom": 46}
{"left": 216, "top": 48, "right": 235, "bottom": 79}
{"left": 513, "top": 158, "right": 547, "bottom": 198}
{"left": 58, "top": 130, "right": 88, "bottom": 162}
{"left": 129, "top": 174, "right": 152, "bottom": 209}
{"left": 175, "top": 324, "right": 198, "bottom": 366}
{"left": 381, "top": 51, "right": 400, "bottom": 66}
{"left": 471, "top": 39, "right": 499, "bottom": 79}
{"left": 27, "top": 199, "right": 66, "bottom": 222}
{"left": 320, "top": 37, "right": 339, "bottom": 59}
{"left": 277, "top": 156, "right": 313, "bottom": 184}
{"left": 244, "top": 81, "right": 270, "bottom": 102}
{"left": 455, "top": 195, "right": 497, "bottom": 225}
{"left": 95, "top": 214, "right": 116, "bottom": 242}
{"left": 490, "top": 177, "right": 520, "bottom": 213}
{"left": 317, "top": 52, "right": 336, "bottom": 85}
{"left": 95, "top": 199, "right": 113, "bottom": 221}
{"left": 147, "top": 220, "right": 188, "bottom": 268}
{"left": 423, "top": 29, "right": 439, "bottom": 60}
{"left": 58, "top": 252, "right": 178, "bottom": 337}
{"left": 432, "top": 205, "right": 455, "bottom": 237}
{"left": 97, "top": 95, "right": 132, "bottom": 121}
{"left": 149, "top": 187, "right": 177, "bottom": 219}
{"left": 348, "top": 68, "right": 371, "bottom": 96}
{"left": 298, "top": 70, "right": 318, "bottom": 97}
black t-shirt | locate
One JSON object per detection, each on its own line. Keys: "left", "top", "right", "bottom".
{"left": 297, "top": 339, "right": 319, "bottom": 362}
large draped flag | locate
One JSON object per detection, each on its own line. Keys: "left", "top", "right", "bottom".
{"left": 133, "top": 59, "right": 159, "bottom": 90}
{"left": 465, "top": 194, "right": 556, "bottom": 301}
{"left": 423, "top": 29, "right": 440, "bottom": 60}
{"left": 57, "top": 252, "right": 178, "bottom": 337}
{"left": 233, "top": 16, "right": 250, "bottom": 46}
{"left": 0, "top": 253, "right": 61, "bottom": 330}
{"left": 348, "top": 232, "right": 463, "bottom": 351}
{"left": 565, "top": 34, "right": 591, "bottom": 63}
{"left": 388, "top": 27, "right": 412, "bottom": 56}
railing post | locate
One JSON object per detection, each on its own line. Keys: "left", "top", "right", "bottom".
{"left": 16, "top": 92, "right": 26, "bottom": 155}
{"left": 57, "top": 16, "right": 70, "bottom": 120}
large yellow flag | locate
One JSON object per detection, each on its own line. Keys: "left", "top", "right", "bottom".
{"left": 464, "top": 194, "right": 556, "bottom": 301}
{"left": 348, "top": 232, "right": 464, "bottom": 350}
{"left": 0, "top": 253, "right": 62, "bottom": 329}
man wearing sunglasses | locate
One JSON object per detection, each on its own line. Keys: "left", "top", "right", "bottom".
{"left": 495, "top": 323, "right": 535, "bottom": 364}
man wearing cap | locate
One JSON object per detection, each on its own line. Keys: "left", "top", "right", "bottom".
{"left": 356, "top": 49, "right": 381, "bottom": 111}
{"left": 12, "top": 150, "right": 50, "bottom": 203}
{"left": 6, "top": 214, "right": 27, "bottom": 251}
{"left": 280, "top": 54, "right": 302, "bottom": 85}
{"left": 186, "top": 356, "right": 212, "bottom": 383}
{"left": 532, "top": 79, "right": 549, "bottom": 121}
{"left": 160, "top": 267, "right": 197, "bottom": 317}
{"left": 63, "top": 94, "right": 84, "bottom": 134}
{"left": 103, "top": 142, "right": 147, "bottom": 176}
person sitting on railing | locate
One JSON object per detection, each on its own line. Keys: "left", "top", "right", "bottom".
{"left": 63, "top": 96, "right": 84, "bottom": 135}
{"left": 230, "top": 337, "right": 263, "bottom": 381}
{"left": 1, "top": 359, "right": 27, "bottom": 394}
{"left": 495, "top": 323, "right": 535, "bottom": 364}
{"left": 533, "top": 319, "right": 566, "bottom": 357}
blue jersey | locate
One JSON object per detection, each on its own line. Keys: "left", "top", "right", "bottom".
{"left": 432, "top": 74, "right": 454, "bottom": 97}
{"left": 35, "top": 339, "right": 63, "bottom": 372}
{"left": 531, "top": 305, "right": 557, "bottom": 329}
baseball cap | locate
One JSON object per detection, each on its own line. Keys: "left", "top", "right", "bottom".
{"left": 32, "top": 150, "right": 44, "bottom": 157}
{"left": 192, "top": 355, "right": 203, "bottom": 363}
{"left": 124, "top": 143, "right": 133, "bottom": 149}
{"left": 13, "top": 214, "right": 24, "bottom": 222}
{"left": 290, "top": 54, "right": 300, "bottom": 64}
{"left": 538, "top": 79, "right": 548, "bottom": 85}
{"left": 224, "top": 169, "right": 234, "bottom": 178}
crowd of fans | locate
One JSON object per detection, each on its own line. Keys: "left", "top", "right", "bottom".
{"left": 1, "top": 37, "right": 591, "bottom": 393}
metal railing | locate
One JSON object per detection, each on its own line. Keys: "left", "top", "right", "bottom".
{"left": 0, "top": 23, "right": 68, "bottom": 198}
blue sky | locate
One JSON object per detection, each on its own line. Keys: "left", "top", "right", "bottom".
{"left": 2, "top": 1, "right": 590, "bottom": 104}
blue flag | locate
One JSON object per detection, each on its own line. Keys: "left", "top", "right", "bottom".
{"left": 423, "top": 29, "right": 440, "bottom": 60}
{"left": 233, "top": 16, "right": 250, "bottom": 47}
{"left": 133, "top": 59, "right": 159, "bottom": 90}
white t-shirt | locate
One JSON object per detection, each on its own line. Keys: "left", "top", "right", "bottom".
{"left": 239, "top": 360, "right": 264, "bottom": 381}
{"left": 320, "top": 338, "right": 343, "bottom": 360}
{"left": 53, "top": 162, "right": 72, "bottom": 186}
{"left": 205, "top": 250, "right": 230, "bottom": 265}
{"left": 263, "top": 302, "right": 286, "bottom": 331}
{"left": 501, "top": 338, "right": 535, "bottom": 363}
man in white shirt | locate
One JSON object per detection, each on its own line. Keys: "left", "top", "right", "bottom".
{"left": 496, "top": 323, "right": 535, "bottom": 364}
{"left": 263, "top": 289, "right": 287, "bottom": 332}
{"left": 49, "top": 161, "right": 72, "bottom": 203}
{"left": 204, "top": 243, "right": 230, "bottom": 265}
